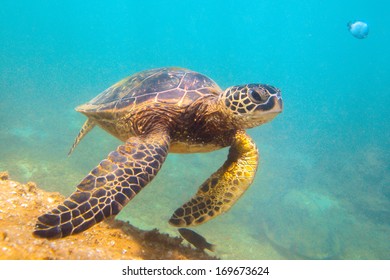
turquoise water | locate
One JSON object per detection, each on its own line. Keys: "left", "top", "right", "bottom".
{"left": 1, "top": 0, "right": 389, "bottom": 259}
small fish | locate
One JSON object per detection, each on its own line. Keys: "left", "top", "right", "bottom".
{"left": 348, "top": 20, "right": 369, "bottom": 39}
{"left": 178, "top": 228, "right": 215, "bottom": 252}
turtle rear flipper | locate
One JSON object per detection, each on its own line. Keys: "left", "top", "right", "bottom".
{"left": 34, "top": 131, "right": 170, "bottom": 238}
{"left": 169, "top": 130, "right": 258, "bottom": 227}
{"left": 68, "top": 118, "right": 96, "bottom": 156}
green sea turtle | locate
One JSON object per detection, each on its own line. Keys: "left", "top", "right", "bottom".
{"left": 34, "top": 67, "right": 283, "bottom": 238}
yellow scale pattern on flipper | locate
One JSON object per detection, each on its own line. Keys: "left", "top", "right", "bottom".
{"left": 169, "top": 130, "right": 258, "bottom": 227}
{"left": 34, "top": 132, "right": 170, "bottom": 238}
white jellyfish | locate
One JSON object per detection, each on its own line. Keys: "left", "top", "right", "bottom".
{"left": 348, "top": 20, "right": 369, "bottom": 39}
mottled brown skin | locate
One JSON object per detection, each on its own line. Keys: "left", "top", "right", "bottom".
{"left": 34, "top": 67, "right": 283, "bottom": 238}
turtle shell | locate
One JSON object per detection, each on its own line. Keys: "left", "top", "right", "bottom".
{"left": 76, "top": 67, "right": 222, "bottom": 113}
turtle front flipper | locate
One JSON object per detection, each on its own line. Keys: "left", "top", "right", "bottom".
{"left": 34, "top": 131, "right": 170, "bottom": 238}
{"left": 169, "top": 130, "right": 258, "bottom": 227}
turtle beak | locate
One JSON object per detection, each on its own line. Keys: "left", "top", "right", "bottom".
{"left": 275, "top": 95, "right": 283, "bottom": 113}
{"left": 256, "top": 94, "right": 283, "bottom": 115}
{"left": 273, "top": 88, "right": 283, "bottom": 113}
{"left": 263, "top": 85, "right": 282, "bottom": 113}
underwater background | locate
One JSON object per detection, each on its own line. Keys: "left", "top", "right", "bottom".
{"left": 1, "top": 0, "right": 389, "bottom": 259}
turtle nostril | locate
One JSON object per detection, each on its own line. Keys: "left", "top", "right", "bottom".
{"left": 263, "top": 85, "right": 276, "bottom": 94}
{"left": 263, "top": 85, "right": 281, "bottom": 98}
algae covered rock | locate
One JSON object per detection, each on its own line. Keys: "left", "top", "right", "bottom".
{"left": 0, "top": 171, "right": 216, "bottom": 260}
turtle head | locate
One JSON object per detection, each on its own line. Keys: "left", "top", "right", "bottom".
{"left": 219, "top": 84, "right": 283, "bottom": 128}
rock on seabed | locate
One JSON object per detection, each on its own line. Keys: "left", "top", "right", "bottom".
{"left": 0, "top": 171, "right": 217, "bottom": 260}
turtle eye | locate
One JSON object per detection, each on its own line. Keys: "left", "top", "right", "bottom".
{"left": 249, "top": 89, "right": 263, "bottom": 103}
